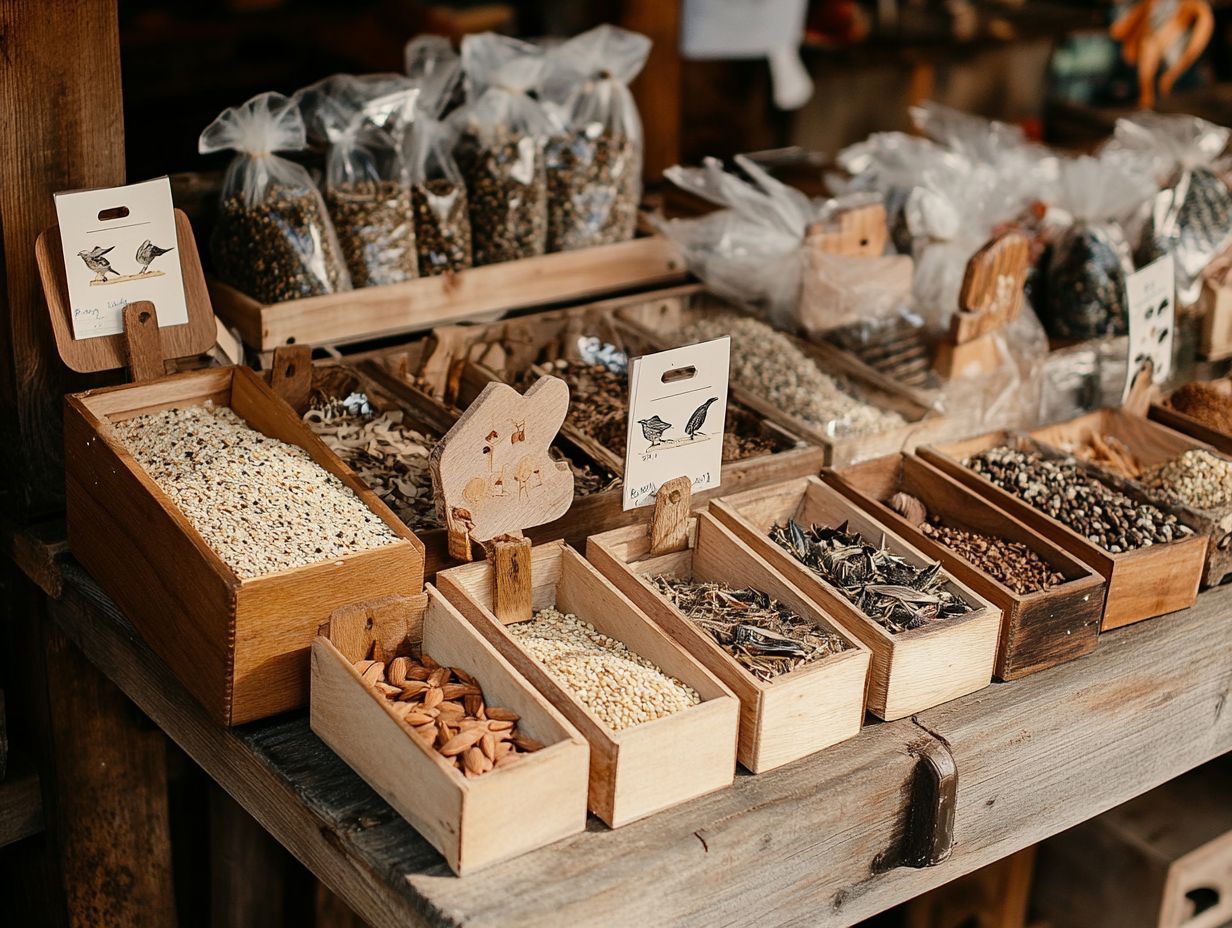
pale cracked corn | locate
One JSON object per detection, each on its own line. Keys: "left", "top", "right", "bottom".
{"left": 111, "top": 403, "right": 399, "bottom": 579}
{"left": 508, "top": 607, "right": 700, "bottom": 731}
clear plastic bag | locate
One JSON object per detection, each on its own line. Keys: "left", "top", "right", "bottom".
{"left": 1107, "top": 112, "right": 1232, "bottom": 306}
{"left": 199, "top": 91, "right": 351, "bottom": 303}
{"left": 541, "top": 25, "right": 651, "bottom": 252}
{"left": 294, "top": 73, "right": 416, "bottom": 150}
{"left": 452, "top": 34, "right": 552, "bottom": 265}
{"left": 404, "top": 36, "right": 472, "bottom": 276}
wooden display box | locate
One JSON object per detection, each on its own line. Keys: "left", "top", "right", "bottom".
{"left": 587, "top": 513, "right": 870, "bottom": 773}
{"left": 919, "top": 432, "right": 1207, "bottom": 631}
{"left": 711, "top": 477, "right": 1001, "bottom": 721}
{"left": 825, "top": 454, "right": 1104, "bottom": 681}
{"left": 437, "top": 541, "right": 739, "bottom": 827}
{"left": 1151, "top": 378, "right": 1232, "bottom": 457}
{"left": 310, "top": 588, "right": 590, "bottom": 875}
{"left": 64, "top": 366, "right": 426, "bottom": 726}
{"left": 615, "top": 291, "right": 943, "bottom": 467}
{"left": 1030, "top": 408, "right": 1232, "bottom": 587}
{"left": 210, "top": 236, "right": 687, "bottom": 356}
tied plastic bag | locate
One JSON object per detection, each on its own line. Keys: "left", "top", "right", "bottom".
{"left": 199, "top": 91, "right": 351, "bottom": 303}
{"left": 1107, "top": 112, "right": 1232, "bottom": 306}
{"left": 294, "top": 73, "right": 417, "bottom": 151}
{"left": 541, "top": 25, "right": 651, "bottom": 252}
{"left": 1040, "top": 153, "right": 1157, "bottom": 340}
{"left": 404, "top": 36, "right": 472, "bottom": 276}
{"left": 452, "top": 34, "right": 552, "bottom": 265}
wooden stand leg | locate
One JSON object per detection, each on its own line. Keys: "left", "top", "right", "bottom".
{"left": 490, "top": 534, "right": 533, "bottom": 623}
{"left": 209, "top": 783, "right": 287, "bottom": 928}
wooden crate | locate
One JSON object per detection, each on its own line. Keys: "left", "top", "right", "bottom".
{"left": 919, "top": 432, "right": 1207, "bottom": 631}
{"left": 826, "top": 454, "right": 1104, "bottom": 681}
{"left": 1151, "top": 378, "right": 1232, "bottom": 457}
{"left": 615, "top": 290, "right": 945, "bottom": 467}
{"left": 1030, "top": 409, "right": 1232, "bottom": 587}
{"left": 586, "top": 512, "right": 870, "bottom": 773}
{"left": 310, "top": 588, "right": 590, "bottom": 875}
{"left": 436, "top": 541, "right": 739, "bottom": 827}
{"left": 210, "top": 236, "right": 687, "bottom": 355}
{"left": 710, "top": 477, "right": 1001, "bottom": 721}
{"left": 64, "top": 366, "right": 426, "bottom": 726}
{"left": 1198, "top": 274, "right": 1232, "bottom": 362}
{"left": 1033, "top": 760, "right": 1232, "bottom": 928}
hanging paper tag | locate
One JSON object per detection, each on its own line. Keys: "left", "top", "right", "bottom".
{"left": 54, "top": 177, "right": 189, "bottom": 340}
{"left": 1122, "top": 253, "right": 1175, "bottom": 402}
{"left": 622, "top": 337, "right": 730, "bottom": 511}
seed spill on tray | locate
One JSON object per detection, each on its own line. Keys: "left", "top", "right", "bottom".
{"left": 507, "top": 607, "right": 700, "bottom": 731}
{"left": 111, "top": 403, "right": 399, "bottom": 579}
{"left": 353, "top": 650, "right": 542, "bottom": 777}
{"left": 651, "top": 576, "right": 848, "bottom": 682}
{"left": 1141, "top": 449, "right": 1232, "bottom": 512}
{"left": 769, "top": 519, "right": 972, "bottom": 633}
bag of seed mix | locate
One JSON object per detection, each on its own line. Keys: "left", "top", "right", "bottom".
{"left": 540, "top": 24, "right": 651, "bottom": 252}
{"left": 1105, "top": 113, "right": 1232, "bottom": 307}
{"left": 199, "top": 92, "right": 351, "bottom": 303}
{"left": 403, "top": 36, "right": 472, "bottom": 276}
{"left": 451, "top": 33, "right": 552, "bottom": 265}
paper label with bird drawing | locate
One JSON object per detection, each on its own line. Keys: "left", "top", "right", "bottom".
{"left": 623, "top": 336, "right": 730, "bottom": 511}
{"left": 54, "top": 176, "right": 189, "bottom": 340}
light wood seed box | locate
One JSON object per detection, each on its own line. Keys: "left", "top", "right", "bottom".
{"left": 310, "top": 588, "right": 590, "bottom": 875}
{"left": 1151, "top": 377, "right": 1232, "bottom": 457}
{"left": 1030, "top": 408, "right": 1232, "bottom": 587}
{"left": 826, "top": 454, "right": 1104, "bottom": 681}
{"left": 919, "top": 431, "right": 1207, "bottom": 631}
{"left": 711, "top": 476, "right": 1001, "bottom": 720}
{"left": 64, "top": 366, "right": 426, "bottom": 726}
{"left": 437, "top": 541, "right": 739, "bottom": 827}
{"left": 587, "top": 512, "right": 869, "bottom": 773}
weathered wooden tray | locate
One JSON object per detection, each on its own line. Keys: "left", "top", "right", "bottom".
{"left": 310, "top": 589, "right": 590, "bottom": 875}
{"left": 64, "top": 366, "right": 426, "bottom": 726}
{"left": 587, "top": 512, "right": 869, "bottom": 773}
{"left": 711, "top": 476, "right": 1001, "bottom": 721}
{"left": 919, "top": 432, "right": 1207, "bottom": 631}
{"left": 436, "top": 541, "right": 739, "bottom": 827}
{"left": 826, "top": 454, "right": 1104, "bottom": 681}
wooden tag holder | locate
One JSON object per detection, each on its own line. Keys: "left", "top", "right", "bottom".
{"left": 430, "top": 376, "right": 575, "bottom": 621}
{"left": 933, "top": 231, "right": 1030, "bottom": 381}
{"left": 805, "top": 203, "right": 889, "bottom": 257}
{"left": 647, "top": 475, "right": 693, "bottom": 557}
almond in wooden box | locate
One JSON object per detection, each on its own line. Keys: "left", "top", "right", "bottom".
{"left": 310, "top": 588, "right": 589, "bottom": 875}
{"left": 437, "top": 541, "right": 739, "bottom": 827}
{"left": 587, "top": 512, "right": 870, "bottom": 773}
{"left": 64, "top": 366, "right": 426, "bottom": 726}
{"left": 711, "top": 477, "right": 1002, "bottom": 721}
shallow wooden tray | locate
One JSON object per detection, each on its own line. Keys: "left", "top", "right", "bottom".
{"left": 1151, "top": 377, "right": 1232, "bottom": 456}
{"left": 311, "top": 588, "right": 590, "bottom": 875}
{"left": 826, "top": 454, "right": 1104, "bottom": 681}
{"left": 436, "top": 541, "right": 739, "bottom": 827}
{"left": 587, "top": 512, "right": 869, "bottom": 773}
{"left": 711, "top": 476, "right": 1001, "bottom": 721}
{"left": 210, "top": 236, "right": 687, "bottom": 356}
{"left": 919, "top": 432, "right": 1207, "bottom": 631}
{"left": 64, "top": 365, "right": 426, "bottom": 726}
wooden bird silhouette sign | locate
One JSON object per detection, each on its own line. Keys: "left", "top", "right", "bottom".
{"left": 431, "top": 375, "right": 574, "bottom": 560}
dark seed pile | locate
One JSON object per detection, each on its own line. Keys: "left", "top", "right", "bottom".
{"left": 325, "top": 181, "right": 419, "bottom": 288}
{"left": 456, "top": 130, "right": 548, "bottom": 265}
{"left": 411, "top": 178, "right": 473, "bottom": 276}
{"left": 545, "top": 130, "right": 639, "bottom": 252}
{"left": 1044, "top": 227, "right": 1130, "bottom": 339}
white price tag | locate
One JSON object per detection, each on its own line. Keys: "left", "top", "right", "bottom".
{"left": 1123, "top": 253, "right": 1175, "bottom": 402}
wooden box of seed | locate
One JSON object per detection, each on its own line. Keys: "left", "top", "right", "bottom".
{"left": 210, "top": 236, "right": 688, "bottom": 358}
{"left": 1150, "top": 377, "right": 1232, "bottom": 457}
{"left": 614, "top": 288, "right": 946, "bottom": 467}
{"left": 587, "top": 512, "right": 870, "bottom": 773}
{"left": 1029, "top": 408, "right": 1232, "bottom": 587}
{"left": 64, "top": 366, "right": 426, "bottom": 726}
{"left": 437, "top": 540, "right": 739, "bottom": 827}
{"left": 825, "top": 454, "right": 1104, "bottom": 681}
{"left": 918, "top": 432, "right": 1207, "bottom": 631}
{"left": 711, "top": 476, "right": 1002, "bottom": 720}
{"left": 310, "top": 588, "right": 590, "bottom": 875}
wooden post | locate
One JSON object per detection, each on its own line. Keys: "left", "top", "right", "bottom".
{"left": 269, "top": 344, "right": 314, "bottom": 411}
{"left": 490, "top": 534, "right": 533, "bottom": 623}
{"left": 623, "top": 0, "right": 682, "bottom": 178}
{"left": 121, "top": 302, "right": 167, "bottom": 383}
{"left": 648, "top": 476, "right": 692, "bottom": 556}
{"left": 210, "top": 784, "right": 289, "bottom": 928}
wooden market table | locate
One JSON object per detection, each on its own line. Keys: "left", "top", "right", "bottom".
{"left": 41, "top": 558, "right": 1232, "bottom": 928}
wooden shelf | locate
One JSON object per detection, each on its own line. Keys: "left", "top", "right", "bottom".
{"left": 0, "top": 752, "right": 43, "bottom": 849}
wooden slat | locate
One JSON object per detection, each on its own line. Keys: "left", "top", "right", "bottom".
{"left": 0, "top": 752, "right": 43, "bottom": 849}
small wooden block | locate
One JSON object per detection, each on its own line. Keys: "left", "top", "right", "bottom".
{"left": 807, "top": 203, "right": 888, "bottom": 257}
{"left": 269, "top": 344, "right": 313, "bottom": 411}
{"left": 648, "top": 476, "right": 693, "bottom": 557}
{"left": 933, "top": 333, "right": 1002, "bottom": 380}
{"left": 489, "top": 534, "right": 533, "bottom": 623}
{"left": 122, "top": 301, "right": 167, "bottom": 383}
{"left": 951, "top": 232, "right": 1030, "bottom": 344}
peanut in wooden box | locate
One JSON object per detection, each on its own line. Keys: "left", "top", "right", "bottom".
{"left": 310, "top": 588, "right": 590, "bottom": 875}
{"left": 64, "top": 366, "right": 426, "bottom": 726}
{"left": 825, "top": 454, "right": 1104, "bottom": 681}
{"left": 437, "top": 541, "right": 739, "bottom": 827}
{"left": 1030, "top": 408, "right": 1232, "bottom": 587}
{"left": 711, "top": 477, "right": 1001, "bottom": 721}
{"left": 918, "top": 432, "right": 1207, "bottom": 631}
{"left": 586, "top": 512, "right": 869, "bottom": 773}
